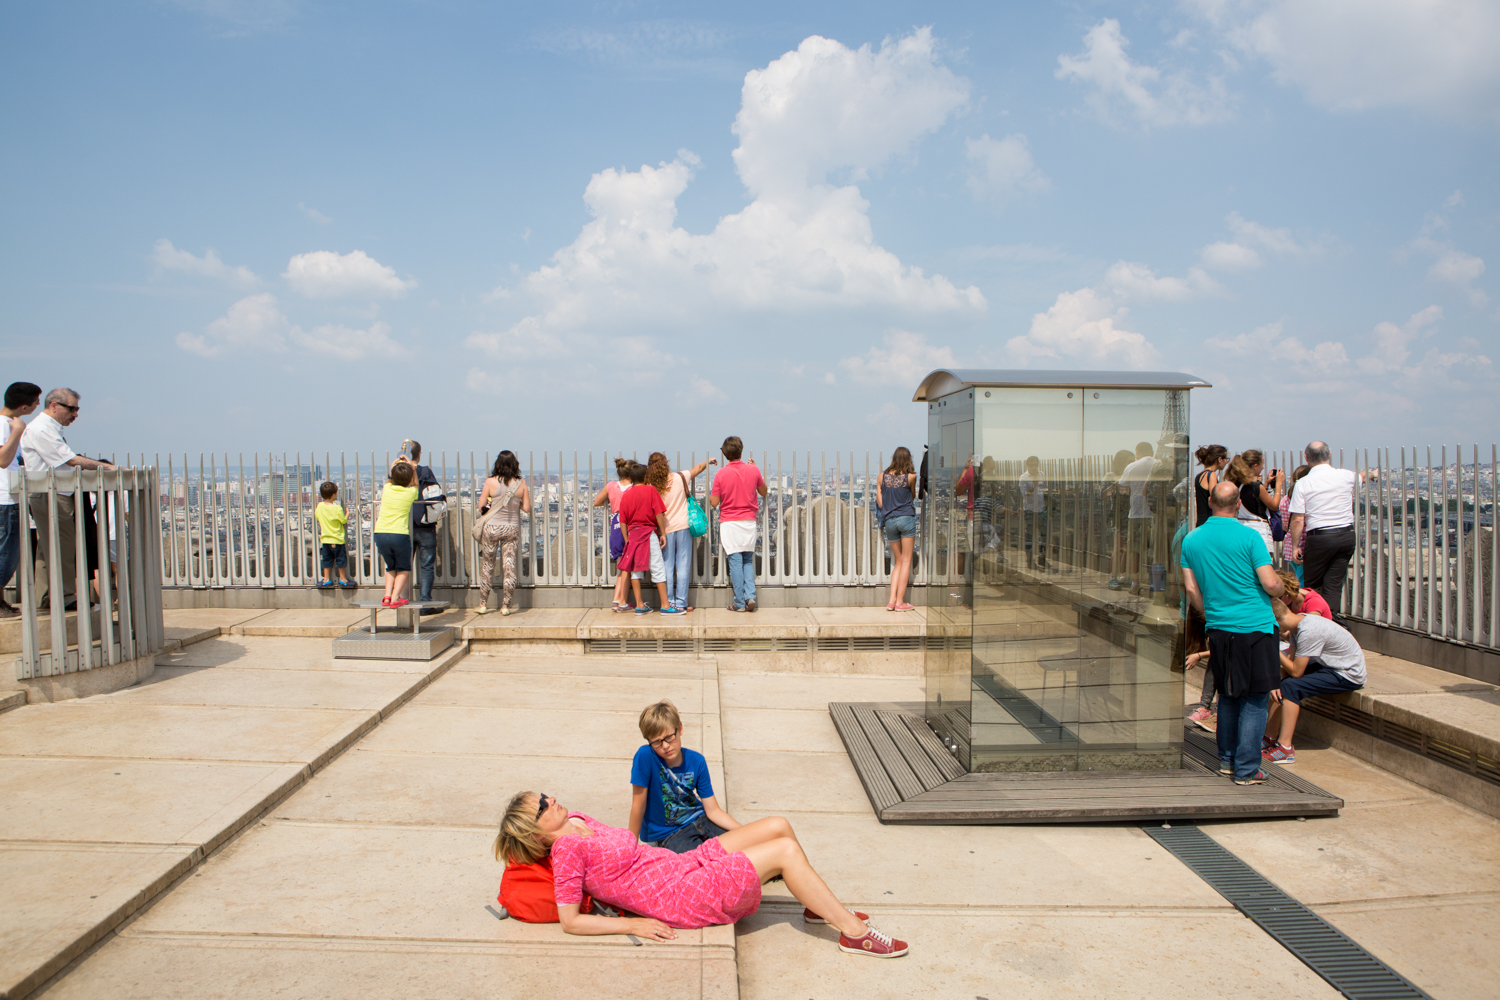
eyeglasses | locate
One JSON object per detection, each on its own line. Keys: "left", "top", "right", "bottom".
{"left": 535, "top": 793, "right": 551, "bottom": 820}
{"left": 648, "top": 731, "right": 679, "bottom": 751}
{"left": 56, "top": 403, "right": 79, "bottom": 413}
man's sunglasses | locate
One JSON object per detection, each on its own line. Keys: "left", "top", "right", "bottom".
{"left": 56, "top": 403, "right": 79, "bottom": 413}
{"left": 536, "top": 793, "right": 551, "bottom": 820}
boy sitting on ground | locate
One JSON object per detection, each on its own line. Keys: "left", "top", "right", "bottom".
{"left": 628, "top": 700, "right": 742, "bottom": 853}
{"left": 1263, "top": 598, "right": 1366, "bottom": 765}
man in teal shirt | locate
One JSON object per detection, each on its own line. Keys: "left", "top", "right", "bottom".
{"left": 1180, "top": 481, "right": 1285, "bottom": 783}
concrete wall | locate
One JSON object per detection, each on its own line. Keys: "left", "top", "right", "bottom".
{"left": 1346, "top": 618, "right": 1500, "bottom": 685}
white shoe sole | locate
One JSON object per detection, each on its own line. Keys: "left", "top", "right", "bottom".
{"left": 838, "top": 943, "right": 909, "bottom": 958}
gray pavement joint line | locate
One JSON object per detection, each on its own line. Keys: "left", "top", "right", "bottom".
{"left": 115, "top": 929, "right": 731, "bottom": 960}
{"left": 753, "top": 901, "right": 1240, "bottom": 918}
{"left": 7, "top": 643, "right": 471, "bottom": 1000}
{"left": 1145, "top": 822, "right": 1434, "bottom": 1000}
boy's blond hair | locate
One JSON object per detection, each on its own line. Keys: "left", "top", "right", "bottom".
{"left": 1271, "top": 598, "right": 1295, "bottom": 622}
{"left": 639, "top": 700, "right": 681, "bottom": 741}
{"left": 492, "top": 790, "right": 549, "bottom": 865}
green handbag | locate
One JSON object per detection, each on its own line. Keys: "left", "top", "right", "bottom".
{"left": 683, "top": 473, "right": 709, "bottom": 538}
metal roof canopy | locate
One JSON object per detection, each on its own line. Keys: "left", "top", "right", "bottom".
{"left": 913, "top": 368, "right": 1212, "bottom": 402}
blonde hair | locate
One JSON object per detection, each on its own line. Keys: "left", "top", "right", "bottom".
{"left": 492, "top": 790, "right": 549, "bottom": 865}
{"left": 1270, "top": 598, "right": 1294, "bottom": 621}
{"left": 639, "top": 700, "right": 681, "bottom": 740}
{"left": 1225, "top": 449, "right": 1264, "bottom": 487}
{"left": 1275, "top": 568, "right": 1303, "bottom": 605}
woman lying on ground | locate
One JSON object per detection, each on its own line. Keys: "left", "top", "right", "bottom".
{"left": 492, "top": 791, "right": 909, "bottom": 958}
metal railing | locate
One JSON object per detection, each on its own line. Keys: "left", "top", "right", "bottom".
{"left": 141, "top": 443, "right": 1498, "bottom": 653}
{"left": 151, "top": 450, "right": 908, "bottom": 594}
{"left": 15, "top": 467, "right": 165, "bottom": 679}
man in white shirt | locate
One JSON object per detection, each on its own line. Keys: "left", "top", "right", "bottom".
{"left": 0, "top": 382, "right": 42, "bottom": 618}
{"left": 1115, "top": 442, "right": 1156, "bottom": 592}
{"left": 20, "top": 388, "right": 116, "bottom": 610}
{"left": 1286, "top": 441, "right": 1373, "bottom": 617}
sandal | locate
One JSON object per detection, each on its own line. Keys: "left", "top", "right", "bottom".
{"left": 894, "top": 603, "right": 916, "bottom": 612}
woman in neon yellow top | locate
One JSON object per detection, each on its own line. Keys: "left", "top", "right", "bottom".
{"left": 374, "top": 461, "right": 419, "bottom": 607}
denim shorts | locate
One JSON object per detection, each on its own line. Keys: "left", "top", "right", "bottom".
{"left": 882, "top": 515, "right": 917, "bottom": 542}
{"left": 373, "top": 532, "right": 411, "bottom": 572}
{"left": 1279, "top": 663, "right": 1361, "bottom": 705}
{"left": 320, "top": 543, "right": 348, "bottom": 569}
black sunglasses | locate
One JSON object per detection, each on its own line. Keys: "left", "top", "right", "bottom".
{"left": 56, "top": 403, "right": 79, "bottom": 413}
{"left": 536, "top": 793, "right": 551, "bottom": 820}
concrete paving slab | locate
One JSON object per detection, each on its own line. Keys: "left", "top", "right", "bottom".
{"left": 458, "top": 653, "right": 713, "bottom": 680}
{"left": 722, "top": 707, "right": 847, "bottom": 755}
{"left": 0, "top": 758, "right": 288, "bottom": 845}
{"left": 732, "top": 809, "right": 1227, "bottom": 909}
{"left": 806, "top": 607, "right": 928, "bottom": 628}
{"left": 464, "top": 608, "right": 588, "bottom": 639}
{"left": 0, "top": 703, "right": 372, "bottom": 765}
{"left": 156, "top": 635, "right": 436, "bottom": 673}
{"left": 40, "top": 937, "right": 728, "bottom": 1000}
{"left": 105, "top": 666, "right": 423, "bottom": 711}
{"left": 719, "top": 674, "right": 923, "bottom": 711}
{"left": 162, "top": 608, "right": 271, "bottom": 631}
{"left": 1201, "top": 790, "right": 1500, "bottom": 904}
{"left": 0, "top": 845, "right": 192, "bottom": 1000}
{"left": 725, "top": 750, "right": 872, "bottom": 814}
{"left": 694, "top": 607, "right": 814, "bottom": 637}
{"left": 354, "top": 704, "right": 705, "bottom": 760}
{"left": 232, "top": 609, "right": 373, "bottom": 637}
{"left": 419, "top": 669, "right": 703, "bottom": 712}
{"left": 278, "top": 750, "right": 637, "bottom": 830}
{"left": 1361, "top": 650, "right": 1499, "bottom": 694}
{"left": 736, "top": 907, "right": 1341, "bottom": 1000}
{"left": 1312, "top": 894, "right": 1500, "bottom": 999}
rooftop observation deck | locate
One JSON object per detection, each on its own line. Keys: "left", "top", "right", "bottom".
{"left": 1, "top": 605, "right": 1497, "bottom": 1000}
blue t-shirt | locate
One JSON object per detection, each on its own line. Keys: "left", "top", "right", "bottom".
{"left": 1180, "top": 515, "right": 1275, "bottom": 634}
{"left": 630, "top": 744, "right": 714, "bottom": 842}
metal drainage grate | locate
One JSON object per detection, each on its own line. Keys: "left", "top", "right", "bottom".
{"left": 1145, "top": 823, "right": 1432, "bottom": 1000}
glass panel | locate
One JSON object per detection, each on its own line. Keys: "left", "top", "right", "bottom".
{"left": 970, "top": 388, "right": 1084, "bottom": 771}
{"left": 1076, "top": 389, "right": 1188, "bottom": 770}
{"left": 923, "top": 395, "right": 973, "bottom": 767}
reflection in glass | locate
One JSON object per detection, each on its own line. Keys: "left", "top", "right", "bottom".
{"left": 925, "top": 384, "right": 1189, "bottom": 773}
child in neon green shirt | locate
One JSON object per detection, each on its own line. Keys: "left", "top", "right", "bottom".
{"left": 315, "top": 482, "right": 354, "bottom": 588}
{"left": 374, "top": 461, "right": 419, "bottom": 606}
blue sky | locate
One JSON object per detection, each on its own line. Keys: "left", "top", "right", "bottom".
{"left": 3, "top": 1, "right": 1497, "bottom": 463}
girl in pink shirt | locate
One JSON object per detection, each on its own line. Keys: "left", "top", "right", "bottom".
{"left": 494, "top": 791, "right": 909, "bottom": 959}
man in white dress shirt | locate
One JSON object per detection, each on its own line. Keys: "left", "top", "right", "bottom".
{"left": 20, "top": 388, "right": 116, "bottom": 610}
{"left": 1287, "top": 440, "right": 1373, "bottom": 617}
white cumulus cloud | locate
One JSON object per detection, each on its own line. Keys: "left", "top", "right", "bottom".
{"left": 283, "top": 250, "right": 416, "bottom": 299}
{"left": 1188, "top": 0, "right": 1500, "bottom": 121}
{"left": 1198, "top": 212, "right": 1327, "bottom": 271}
{"left": 1056, "top": 19, "right": 1232, "bottom": 128}
{"left": 474, "top": 29, "right": 984, "bottom": 373}
{"left": 838, "top": 330, "right": 956, "bottom": 386}
{"left": 176, "top": 293, "right": 408, "bottom": 360}
{"left": 1200, "top": 241, "right": 1262, "bottom": 271}
{"left": 151, "top": 239, "right": 259, "bottom": 286}
{"left": 964, "top": 134, "right": 1051, "bottom": 205}
{"left": 175, "top": 293, "right": 287, "bottom": 357}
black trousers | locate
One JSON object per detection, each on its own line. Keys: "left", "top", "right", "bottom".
{"left": 1303, "top": 526, "right": 1355, "bottom": 616}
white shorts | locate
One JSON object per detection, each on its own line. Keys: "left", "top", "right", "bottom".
{"left": 634, "top": 532, "right": 666, "bottom": 580}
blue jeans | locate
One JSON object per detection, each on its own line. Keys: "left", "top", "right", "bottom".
{"left": 1216, "top": 691, "right": 1272, "bottom": 780}
{"left": 727, "top": 550, "right": 756, "bottom": 609}
{"left": 413, "top": 527, "right": 437, "bottom": 600}
{"left": 0, "top": 503, "right": 20, "bottom": 596}
{"left": 655, "top": 815, "right": 727, "bottom": 854}
{"left": 663, "top": 529, "right": 692, "bottom": 609}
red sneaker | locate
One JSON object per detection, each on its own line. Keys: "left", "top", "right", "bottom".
{"left": 391, "top": 598, "right": 409, "bottom": 608}
{"left": 838, "top": 924, "right": 908, "bottom": 958}
{"left": 381, "top": 597, "right": 393, "bottom": 607}
{"left": 803, "top": 907, "right": 869, "bottom": 924}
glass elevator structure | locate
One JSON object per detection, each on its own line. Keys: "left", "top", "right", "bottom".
{"left": 916, "top": 370, "right": 1211, "bottom": 772}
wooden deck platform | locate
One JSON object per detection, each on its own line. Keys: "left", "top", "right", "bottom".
{"left": 831, "top": 702, "right": 1343, "bottom": 824}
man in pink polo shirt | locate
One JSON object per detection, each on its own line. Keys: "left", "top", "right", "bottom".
{"left": 709, "top": 436, "right": 767, "bottom": 612}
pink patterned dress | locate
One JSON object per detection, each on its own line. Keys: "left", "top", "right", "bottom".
{"left": 550, "top": 813, "right": 761, "bottom": 928}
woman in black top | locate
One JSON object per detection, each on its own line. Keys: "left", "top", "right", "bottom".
{"left": 1193, "top": 444, "right": 1228, "bottom": 529}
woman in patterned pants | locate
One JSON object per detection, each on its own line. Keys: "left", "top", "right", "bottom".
{"left": 475, "top": 450, "right": 529, "bottom": 615}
